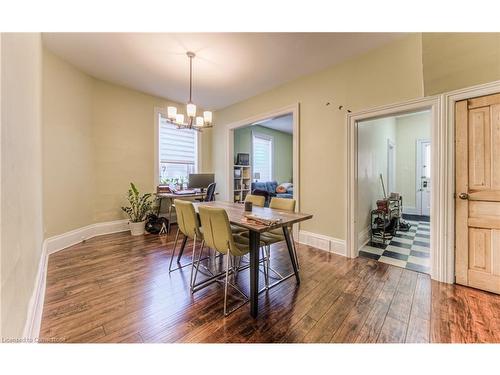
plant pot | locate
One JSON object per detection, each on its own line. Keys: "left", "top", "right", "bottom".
{"left": 129, "top": 220, "right": 146, "bottom": 236}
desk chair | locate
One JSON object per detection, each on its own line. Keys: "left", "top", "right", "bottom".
{"left": 204, "top": 182, "right": 216, "bottom": 202}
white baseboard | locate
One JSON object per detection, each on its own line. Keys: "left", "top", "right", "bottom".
{"left": 46, "top": 219, "right": 129, "bottom": 255}
{"left": 298, "top": 230, "right": 346, "bottom": 257}
{"left": 22, "top": 219, "right": 129, "bottom": 340}
{"left": 358, "top": 226, "right": 371, "bottom": 249}
{"left": 22, "top": 241, "right": 49, "bottom": 340}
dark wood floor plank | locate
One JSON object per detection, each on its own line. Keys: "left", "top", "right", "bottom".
{"left": 354, "top": 266, "right": 403, "bottom": 343}
{"left": 39, "top": 229, "right": 500, "bottom": 343}
{"left": 406, "top": 273, "right": 431, "bottom": 343}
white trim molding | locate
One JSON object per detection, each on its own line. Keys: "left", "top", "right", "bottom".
{"left": 22, "top": 219, "right": 130, "bottom": 339}
{"left": 346, "top": 96, "right": 447, "bottom": 282}
{"left": 298, "top": 230, "right": 346, "bottom": 257}
{"left": 358, "top": 226, "right": 371, "bottom": 250}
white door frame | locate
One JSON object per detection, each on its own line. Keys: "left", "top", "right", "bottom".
{"left": 416, "top": 138, "right": 431, "bottom": 216}
{"left": 225, "top": 104, "right": 300, "bottom": 234}
{"left": 346, "top": 96, "right": 443, "bottom": 281}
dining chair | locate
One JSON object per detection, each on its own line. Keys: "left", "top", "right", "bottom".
{"left": 168, "top": 199, "right": 205, "bottom": 291}
{"left": 244, "top": 194, "right": 265, "bottom": 207}
{"left": 245, "top": 197, "right": 299, "bottom": 289}
{"left": 196, "top": 205, "right": 251, "bottom": 316}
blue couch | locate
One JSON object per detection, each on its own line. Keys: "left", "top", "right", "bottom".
{"left": 251, "top": 181, "right": 293, "bottom": 206}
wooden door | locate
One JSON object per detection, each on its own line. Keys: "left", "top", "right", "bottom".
{"left": 456, "top": 94, "right": 500, "bottom": 294}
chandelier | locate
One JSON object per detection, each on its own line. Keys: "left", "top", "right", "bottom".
{"left": 165, "top": 51, "right": 213, "bottom": 131}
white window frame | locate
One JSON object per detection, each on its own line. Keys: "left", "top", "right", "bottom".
{"left": 252, "top": 132, "right": 274, "bottom": 182}
{"left": 154, "top": 107, "right": 200, "bottom": 187}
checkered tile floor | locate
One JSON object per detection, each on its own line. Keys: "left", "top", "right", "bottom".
{"left": 359, "top": 217, "right": 430, "bottom": 274}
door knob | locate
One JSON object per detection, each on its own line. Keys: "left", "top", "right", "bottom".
{"left": 458, "top": 193, "right": 469, "bottom": 200}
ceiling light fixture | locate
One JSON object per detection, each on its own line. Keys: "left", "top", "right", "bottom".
{"left": 166, "top": 51, "right": 213, "bottom": 131}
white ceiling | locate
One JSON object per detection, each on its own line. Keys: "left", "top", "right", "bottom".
{"left": 253, "top": 114, "right": 293, "bottom": 134}
{"left": 42, "top": 33, "right": 407, "bottom": 110}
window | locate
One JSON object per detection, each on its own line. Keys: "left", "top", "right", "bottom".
{"left": 158, "top": 115, "right": 197, "bottom": 183}
{"left": 252, "top": 133, "right": 273, "bottom": 182}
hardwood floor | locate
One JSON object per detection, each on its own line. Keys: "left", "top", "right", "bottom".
{"left": 39, "top": 228, "right": 500, "bottom": 343}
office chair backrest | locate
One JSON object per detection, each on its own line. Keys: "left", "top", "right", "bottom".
{"left": 204, "top": 182, "right": 216, "bottom": 202}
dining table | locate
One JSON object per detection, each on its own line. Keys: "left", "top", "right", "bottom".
{"left": 193, "top": 201, "right": 313, "bottom": 318}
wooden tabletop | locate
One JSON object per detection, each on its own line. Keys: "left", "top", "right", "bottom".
{"left": 193, "top": 201, "right": 313, "bottom": 233}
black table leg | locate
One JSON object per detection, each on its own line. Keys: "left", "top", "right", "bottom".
{"left": 249, "top": 230, "right": 260, "bottom": 318}
{"left": 283, "top": 226, "right": 300, "bottom": 284}
{"left": 177, "top": 236, "right": 188, "bottom": 263}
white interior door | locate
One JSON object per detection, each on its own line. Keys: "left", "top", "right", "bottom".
{"left": 416, "top": 139, "right": 431, "bottom": 216}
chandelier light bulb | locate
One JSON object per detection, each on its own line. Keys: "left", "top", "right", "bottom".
{"left": 175, "top": 113, "right": 184, "bottom": 125}
{"left": 195, "top": 116, "right": 204, "bottom": 127}
{"left": 186, "top": 103, "right": 196, "bottom": 118}
{"left": 203, "top": 111, "right": 213, "bottom": 124}
{"left": 167, "top": 106, "right": 177, "bottom": 120}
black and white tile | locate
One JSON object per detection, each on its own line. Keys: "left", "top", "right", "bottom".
{"left": 359, "top": 216, "right": 430, "bottom": 274}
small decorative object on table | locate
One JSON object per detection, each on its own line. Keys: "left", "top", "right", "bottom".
{"left": 121, "top": 182, "right": 154, "bottom": 236}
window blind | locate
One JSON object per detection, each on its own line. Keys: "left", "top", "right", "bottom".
{"left": 159, "top": 116, "right": 197, "bottom": 181}
{"left": 252, "top": 133, "right": 273, "bottom": 182}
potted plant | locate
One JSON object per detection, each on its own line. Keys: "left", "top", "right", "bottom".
{"left": 121, "top": 182, "right": 154, "bottom": 236}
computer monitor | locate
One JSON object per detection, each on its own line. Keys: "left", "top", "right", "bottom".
{"left": 188, "top": 173, "right": 215, "bottom": 189}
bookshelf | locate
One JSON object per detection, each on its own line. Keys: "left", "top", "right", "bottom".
{"left": 233, "top": 164, "right": 251, "bottom": 203}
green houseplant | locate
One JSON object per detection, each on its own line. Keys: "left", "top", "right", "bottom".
{"left": 121, "top": 182, "right": 154, "bottom": 236}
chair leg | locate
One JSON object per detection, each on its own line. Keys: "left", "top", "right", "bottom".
{"left": 223, "top": 252, "right": 230, "bottom": 316}
{"left": 189, "top": 234, "right": 198, "bottom": 290}
{"left": 168, "top": 228, "right": 180, "bottom": 272}
{"left": 191, "top": 239, "right": 205, "bottom": 292}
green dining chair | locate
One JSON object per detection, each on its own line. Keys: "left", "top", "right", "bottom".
{"left": 196, "top": 205, "right": 251, "bottom": 316}
{"left": 244, "top": 197, "right": 299, "bottom": 289}
{"left": 168, "top": 199, "right": 205, "bottom": 292}
{"left": 244, "top": 194, "right": 266, "bottom": 207}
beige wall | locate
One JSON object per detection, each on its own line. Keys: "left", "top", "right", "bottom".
{"left": 214, "top": 34, "right": 424, "bottom": 239}
{"left": 42, "top": 51, "right": 213, "bottom": 230}
{"left": 357, "top": 117, "right": 396, "bottom": 234}
{"left": 395, "top": 111, "right": 431, "bottom": 210}
{"left": 1, "top": 33, "right": 44, "bottom": 338}
{"left": 423, "top": 33, "right": 500, "bottom": 95}
{"left": 92, "top": 80, "right": 212, "bottom": 222}
{"left": 42, "top": 49, "right": 95, "bottom": 237}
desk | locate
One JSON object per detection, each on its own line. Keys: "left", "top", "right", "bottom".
{"left": 157, "top": 192, "right": 206, "bottom": 232}
{"left": 193, "top": 201, "right": 313, "bottom": 318}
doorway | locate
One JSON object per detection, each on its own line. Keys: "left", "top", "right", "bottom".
{"left": 225, "top": 104, "right": 300, "bottom": 233}
{"left": 355, "top": 110, "right": 432, "bottom": 274}
{"left": 416, "top": 139, "right": 431, "bottom": 217}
